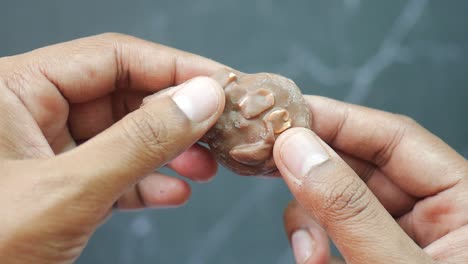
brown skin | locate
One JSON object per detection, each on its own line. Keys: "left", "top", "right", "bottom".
{"left": 277, "top": 96, "right": 468, "bottom": 263}
{"left": 0, "top": 33, "right": 227, "bottom": 263}
{"left": 0, "top": 33, "right": 467, "bottom": 263}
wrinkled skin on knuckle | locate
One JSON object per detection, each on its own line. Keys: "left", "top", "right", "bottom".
{"left": 0, "top": 77, "right": 7, "bottom": 97}
{"left": 320, "top": 176, "right": 371, "bottom": 224}
{"left": 98, "top": 32, "right": 134, "bottom": 42}
{"left": 120, "top": 109, "right": 170, "bottom": 163}
{"left": 0, "top": 52, "right": 69, "bottom": 141}
{"left": 98, "top": 32, "right": 141, "bottom": 58}
{"left": 0, "top": 54, "right": 19, "bottom": 76}
{"left": 4, "top": 67, "right": 32, "bottom": 97}
{"left": 393, "top": 114, "right": 420, "bottom": 130}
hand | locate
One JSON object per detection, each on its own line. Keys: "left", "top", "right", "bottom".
{"left": 274, "top": 96, "right": 468, "bottom": 263}
{"left": 0, "top": 33, "right": 226, "bottom": 263}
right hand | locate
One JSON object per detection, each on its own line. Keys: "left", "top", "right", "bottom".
{"left": 275, "top": 96, "right": 468, "bottom": 263}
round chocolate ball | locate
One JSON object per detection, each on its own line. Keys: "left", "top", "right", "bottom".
{"left": 203, "top": 69, "right": 312, "bottom": 176}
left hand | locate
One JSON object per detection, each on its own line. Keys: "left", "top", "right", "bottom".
{"left": 0, "top": 33, "right": 227, "bottom": 263}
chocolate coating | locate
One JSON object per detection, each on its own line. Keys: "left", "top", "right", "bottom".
{"left": 203, "top": 69, "right": 312, "bottom": 176}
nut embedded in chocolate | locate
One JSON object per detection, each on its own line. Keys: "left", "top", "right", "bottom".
{"left": 203, "top": 69, "right": 312, "bottom": 176}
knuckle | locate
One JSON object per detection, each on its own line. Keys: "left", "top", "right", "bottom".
{"left": 372, "top": 114, "right": 419, "bottom": 167}
{"left": 121, "top": 109, "right": 170, "bottom": 162}
{"left": 394, "top": 114, "right": 418, "bottom": 127}
{"left": 98, "top": 32, "right": 131, "bottom": 42}
{"left": 0, "top": 76, "right": 7, "bottom": 92}
{"left": 374, "top": 121, "right": 407, "bottom": 167}
{"left": 98, "top": 32, "right": 140, "bottom": 50}
{"left": 4, "top": 68, "right": 31, "bottom": 96}
{"left": 321, "top": 176, "right": 371, "bottom": 223}
{"left": 0, "top": 56, "right": 10, "bottom": 74}
{"left": 100, "top": 33, "right": 135, "bottom": 90}
{"left": 327, "top": 105, "right": 350, "bottom": 145}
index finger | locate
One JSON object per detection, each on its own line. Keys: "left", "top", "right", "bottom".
{"left": 10, "top": 32, "right": 227, "bottom": 103}
{"left": 305, "top": 95, "right": 465, "bottom": 197}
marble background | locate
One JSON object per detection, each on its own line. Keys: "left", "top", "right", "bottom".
{"left": 1, "top": 1, "right": 467, "bottom": 263}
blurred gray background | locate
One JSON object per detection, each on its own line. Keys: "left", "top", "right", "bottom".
{"left": 1, "top": 0, "right": 467, "bottom": 263}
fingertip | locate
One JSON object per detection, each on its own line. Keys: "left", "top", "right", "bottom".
{"left": 162, "top": 177, "right": 191, "bottom": 207}
{"left": 283, "top": 201, "right": 331, "bottom": 264}
{"left": 290, "top": 228, "right": 331, "bottom": 264}
{"left": 202, "top": 75, "right": 226, "bottom": 120}
{"left": 274, "top": 127, "right": 331, "bottom": 184}
{"left": 273, "top": 127, "right": 308, "bottom": 171}
{"left": 140, "top": 174, "right": 192, "bottom": 208}
{"left": 169, "top": 178, "right": 192, "bottom": 207}
{"left": 283, "top": 200, "right": 322, "bottom": 238}
{"left": 171, "top": 76, "right": 225, "bottom": 123}
{"left": 291, "top": 229, "right": 314, "bottom": 264}
{"left": 169, "top": 144, "right": 218, "bottom": 182}
{"left": 274, "top": 127, "right": 317, "bottom": 157}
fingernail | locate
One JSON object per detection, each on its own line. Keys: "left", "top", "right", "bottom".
{"left": 291, "top": 229, "right": 314, "bottom": 264}
{"left": 280, "top": 129, "right": 329, "bottom": 179}
{"left": 141, "top": 93, "right": 159, "bottom": 106}
{"left": 172, "top": 77, "right": 221, "bottom": 122}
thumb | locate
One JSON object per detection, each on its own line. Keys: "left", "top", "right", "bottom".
{"left": 274, "top": 128, "right": 433, "bottom": 264}
{"left": 53, "top": 77, "right": 225, "bottom": 202}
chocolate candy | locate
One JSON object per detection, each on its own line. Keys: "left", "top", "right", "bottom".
{"left": 203, "top": 69, "right": 311, "bottom": 176}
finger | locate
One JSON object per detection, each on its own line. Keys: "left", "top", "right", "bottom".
{"left": 397, "top": 179, "right": 468, "bottom": 247}
{"left": 424, "top": 225, "right": 468, "bottom": 263}
{"left": 69, "top": 91, "right": 148, "bottom": 141}
{"left": 329, "top": 256, "right": 346, "bottom": 264}
{"left": 305, "top": 95, "right": 464, "bottom": 197}
{"left": 23, "top": 33, "right": 227, "bottom": 102}
{"left": 115, "top": 172, "right": 191, "bottom": 210}
{"left": 168, "top": 143, "right": 218, "bottom": 182}
{"left": 2, "top": 33, "right": 227, "bottom": 144}
{"left": 0, "top": 85, "right": 53, "bottom": 159}
{"left": 274, "top": 128, "right": 433, "bottom": 263}
{"left": 0, "top": 57, "right": 70, "bottom": 147}
{"left": 52, "top": 77, "right": 225, "bottom": 205}
{"left": 284, "top": 200, "right": 331, "bottom": 264}
{"left": 284, "top": 201, "right": 346, "bottom": 264}
{"left": 68, "top": 95, "right": 114, "bottom": 141}
{"left": 50, "top": 127, "right": 76, "bottom": 154}
{"left": 338, "top": 151, "right": 417, "bottom": 217}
